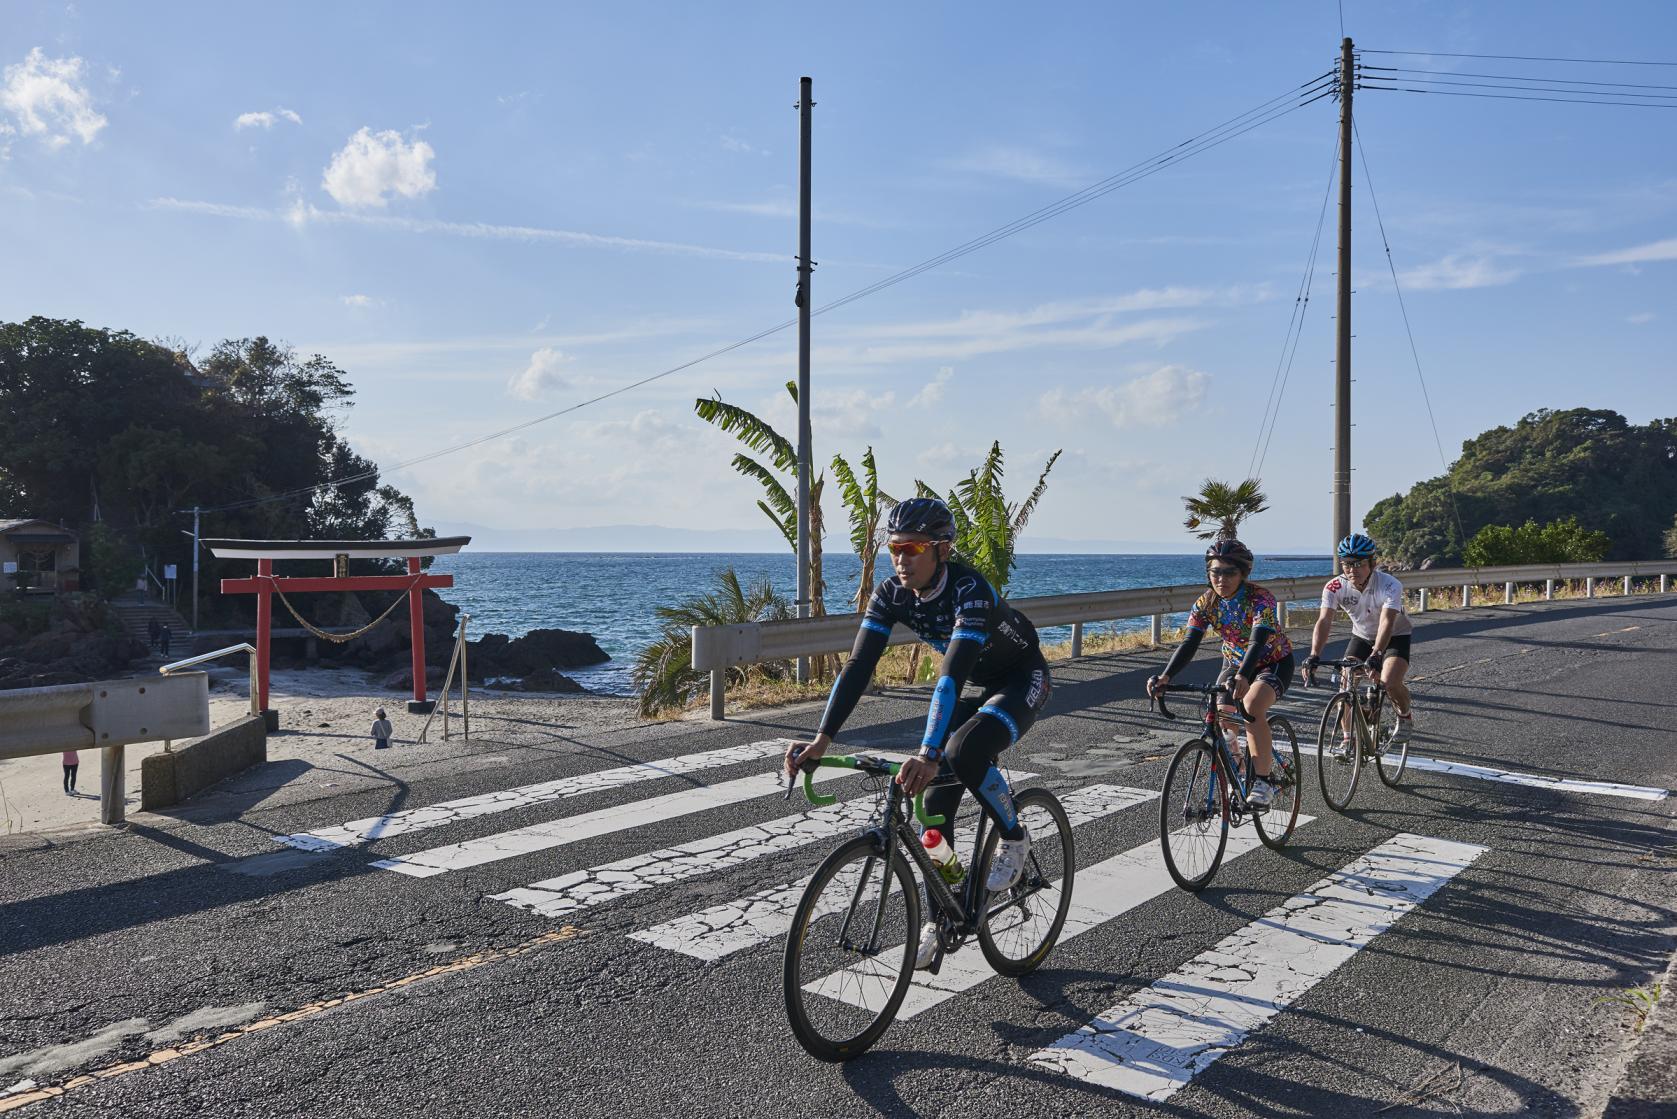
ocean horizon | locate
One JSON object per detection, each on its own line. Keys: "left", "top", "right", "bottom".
{"left": 428, "top": 551, "right": 1334, "bottom": 696}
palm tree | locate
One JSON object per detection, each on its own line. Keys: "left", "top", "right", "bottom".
{"left": 632, "top": 567, "right": 792, "bottom": 716}
{"left": 830, "top": 447, "right": 893, "bottom": 610}
{"left": 917, "top": 442, "right": 1061, "bottom": 595}
{"left": 1183, "top": 477, "right": 1268, "bottom": 541}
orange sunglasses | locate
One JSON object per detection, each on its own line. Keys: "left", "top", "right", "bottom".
{"left": 887, "top": 539, "right": 940, "bottom": 558}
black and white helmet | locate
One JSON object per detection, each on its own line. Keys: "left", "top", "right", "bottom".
{"left": 1205, "top": 538, "right": 1254, "bottom": 575}
{"left": 886, "top": 497, "right": 956, "bottom": 541}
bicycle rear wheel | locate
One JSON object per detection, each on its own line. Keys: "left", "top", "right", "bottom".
{"left": 1159, "top": 738, "right": 1229, "bottom": 892}
{"left": 978, "top": 788, "right": 1075, "bottom": 977}
{"left": 1372, "top": 697, "right": 1409, "bottom": 786}
{"left": 783, "top": 835, "right": 921, "bottom": 1061}
{"left": 1317, "top": 693, "right": 1364, "bottom": 812}
{"left": 1253, "top": 714, "right": 1301, "bottom": 849}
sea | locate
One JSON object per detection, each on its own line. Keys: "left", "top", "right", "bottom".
{"left": 428, "top": 552, "right": 1332, "bottom": 696}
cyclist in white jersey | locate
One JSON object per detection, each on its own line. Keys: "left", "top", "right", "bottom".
{"left": 1304, "top": 533, "right": 1416, "bottom": 747}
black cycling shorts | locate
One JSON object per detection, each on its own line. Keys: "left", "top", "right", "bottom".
{"left": 1345, "top": 634, "right": 1412, "bottom": 664}
{"left": 1218, "top": 653, "right": 1294, "bottom": 700}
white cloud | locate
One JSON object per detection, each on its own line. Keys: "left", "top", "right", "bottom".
{"left": 720, "top": 133, "right": 766, "bottom": 155}
{"left": 1627, "top": 311, "right": 1657, "bottom": 325}
{"left": 507, "top": 346, "right": 572, "bottom": 399}
{"left": 234, "top": 107, "right": 301, "bottom": 130}
{"left": 916, "top": 442, "right": 963, "bottom": 469}
{"left": 322, "top": 128, "right": 437, "bottom": 208}
{"left": 951, "top": 144, "right": 1086, "bottom": 189}
{"left": 340, "top": 293, "right": 377, "bottom": 308}
{"left": 908, "top": 367, "right": 953, "bottom": 409}
{"left": 0, "top": 47, "right": 107, "bottom": 153}
{"left": 148, "top": 195, "right": 782, "bottom": 263}
{"left": 1575, "top": 237, "right": 1677, "bottom": 267}
{"left": 1395, "top": 253, "right": 1521, "bottom": 291}
{"left": 1038, "top": 365, "right": 1210, "bottom": 429}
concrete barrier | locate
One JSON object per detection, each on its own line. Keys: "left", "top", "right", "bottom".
{"left": 140, "top": 715, "right": 267, "bottom": 811}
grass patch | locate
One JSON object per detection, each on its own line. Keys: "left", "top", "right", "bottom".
{"left": 1595, "top": 982, "right": 1664, "bottom": 1033}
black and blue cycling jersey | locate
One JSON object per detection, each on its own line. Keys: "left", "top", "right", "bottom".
{"left": 817, "top": 560, "right": 1040, "bottom": 757}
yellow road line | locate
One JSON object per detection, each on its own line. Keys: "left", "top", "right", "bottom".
{"left": 0, "top": 926, "right": 581, "bottom": 1113}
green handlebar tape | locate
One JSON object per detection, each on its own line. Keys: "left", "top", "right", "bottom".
{"left": 796, "top": 755, "right": 946, "bottom": 826}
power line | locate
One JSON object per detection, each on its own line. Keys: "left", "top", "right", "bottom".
{"left": 1362, "top": 73, "right": 1677, "bottom": 100}
{"left": 1249, "top": 137, "right": 1337, "bottom": 481}
{"left": 1367, "top": 65, "right": 1677, "bottom": 91}
{"left": 1350, "top": 119, "right": 1471, "bottom": 554}
{"left": 190, "top": 72, "right": 1339, "bottom": 516}
{"left": 1360, "top": 83, "right": 1677, "bottom": 109}
{"left": 1363, "top": 48, "right": 1677, "bottom": 67}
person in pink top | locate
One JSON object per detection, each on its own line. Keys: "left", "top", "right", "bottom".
{"left": 62, "top": 749, "right": 80, "bottom": 795}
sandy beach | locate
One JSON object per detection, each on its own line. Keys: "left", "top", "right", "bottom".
{"left": 0, "top": 665, "right": 642, "bottom": 839}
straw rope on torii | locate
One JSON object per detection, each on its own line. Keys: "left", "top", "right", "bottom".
{"left": 207, "top": 537, "right": 471, "bottom": 723}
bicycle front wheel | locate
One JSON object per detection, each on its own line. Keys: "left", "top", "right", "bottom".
{"left": 1317, "top": 693, "right": 1364, "bottom": 812}
{"left": 1372, "top": 698, "right": 1409, "bottom": 786}
{"left": 978, "top": 787, "right": 1075, "bottom": 977}
{"left": 1160, "top": 738, "right": 1229, "bottom": 892}
{"left": 783, "top": 835, "right": 921, "bottom": 1062}
{"left": 1253, "top": 714, "right": 1301, "bottom": 849}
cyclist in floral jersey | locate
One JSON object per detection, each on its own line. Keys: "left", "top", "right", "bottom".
{"left": 1146, "top": 539, "right": 1295, "bottom": 806}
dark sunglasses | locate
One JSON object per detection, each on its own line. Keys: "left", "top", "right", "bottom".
{"left": 1340, "top": 558, "right": 1371, "bottom": 569}
{"left": 1208, "top": 565, "right": 1242, "bottom": 578}
{"left": 887, "top": 539, "right": 939, "bottom": 558}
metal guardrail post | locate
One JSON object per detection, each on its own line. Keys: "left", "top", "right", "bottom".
{"left": 1278, "top": 602, "right": 1289, "bottom": 629}
{"left": 1504, "top": 582, "right": 1513, "bottom": 604}
{"left": 1545, "top": 579, "right": 1554, "bottom": 601}
{"left": 710, "top": 669, "right": 725, "bottom": 721}
{"left": 1461, "top": 584, "right": 1470, "bottom": 609}
{"left": 1623, "top": 575, "right": 1632, "bottom": 596}
{"left": 1418, "top": 588, "right": 1428, "bottom": 613}
{"left": 1585, "top": 577, "right": 1594, "bottom": 598}
{"left": 1070, "top": 622, "right": 1083, "bottom": 658}
{"left": 160, "top": 643, "right": 259, "bottom": 719}
{"left": 1149, "top": 614, "right": 1162, "bottom": 646}
{"left": 101, "top": 744, "right": 125, "bottom": 825}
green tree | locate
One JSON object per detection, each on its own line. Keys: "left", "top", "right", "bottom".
{"left": 632, "top": 567, "right": 792, "bottom": 716}
{"left": 1463, "top": 517, "right": 1611, "bottom": 566}
{"left": 830, "top": 447, "right": 893, "bottom": 610}
{"left": 1665, "top": 514, "right": 1677, "bottom": 560}
{"left": 85, "top": 521, "right": 144, "bottom": 596}
{"left": 1365, "top": 408, "right": 1677, "bottom": 566}
{"left": 916, "top": 442, "right": 1061, "bottom": 595}
{"left": 1182, "top": 477, "right": 1268, "bottom": 541}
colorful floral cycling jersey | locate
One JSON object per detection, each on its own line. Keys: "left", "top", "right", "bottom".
{"left": 1186, "top": 583, "right": 1293, "bottom": 668}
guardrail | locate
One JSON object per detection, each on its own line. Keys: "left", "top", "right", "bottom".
{"left": 160, "top": 643, "right": 259, "bottom": 725}
{"left": 690, "top": 559, "right": 1677, "bottom": 720}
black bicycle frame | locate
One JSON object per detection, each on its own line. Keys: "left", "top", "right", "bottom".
{"left": 874, "top": 778, "right": 994, "bottom": 935}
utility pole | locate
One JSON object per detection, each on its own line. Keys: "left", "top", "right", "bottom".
{"left": 191, "top": 505, "right": 201, "bottom": 632}
{"left": 795, "top": 76, "right": 814, "bottom": 684}
{"left": 1332, "top": 37, "right": 1354, "bottom": 553}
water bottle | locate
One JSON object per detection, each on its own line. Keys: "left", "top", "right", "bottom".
{"left": 921, "top": 828, "right": 965, "bottom": 886}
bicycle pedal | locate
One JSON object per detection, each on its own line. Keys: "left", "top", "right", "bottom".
{"left": 926, "top": 951, "right": 944, "bottom": 976}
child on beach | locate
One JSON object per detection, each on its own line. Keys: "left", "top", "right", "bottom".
{"left": 372, "top": 708, "right": 393, "bottom": 750}
{"left": 62, "top": 749, "right": 79, "bottom": 795}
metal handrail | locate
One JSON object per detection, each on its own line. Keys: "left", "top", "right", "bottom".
{"left": 161, "top": 643, "right": 259, "bottom": 720}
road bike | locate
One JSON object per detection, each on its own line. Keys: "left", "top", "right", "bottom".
{"left": 1305, "top": 657, "right": 1407, "bottom": 811}
{"left": 1150, "top": 682, "right": 1301, "bottom": 892}
{"left": 781, "top": 753, "right": 1074, "bottom": 1061}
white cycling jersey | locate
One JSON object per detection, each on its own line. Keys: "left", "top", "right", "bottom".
{"left": 1322, "top": 568, "right": 1413, "bottom": 640}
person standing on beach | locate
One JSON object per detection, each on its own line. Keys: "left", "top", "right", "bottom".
{"left": 372, "top": 708, "right": 393, "bottom": 750}
{"left": 62, "top": 749, "right": 79, "bottom": 795}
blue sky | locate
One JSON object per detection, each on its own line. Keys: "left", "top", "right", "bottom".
{"left": 4, "top": 1, "right": 1674, "bottom": 552}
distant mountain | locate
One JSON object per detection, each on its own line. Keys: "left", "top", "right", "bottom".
{"left": 433, "top": 520, "right": 1326, "bottom": 557}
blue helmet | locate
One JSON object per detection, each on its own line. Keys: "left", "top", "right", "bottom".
{"left": 1337, "top": 533, "right": 1377, "bottom": 560}
{"left": 886, "top": 497, "right": 956, "bottom": 541}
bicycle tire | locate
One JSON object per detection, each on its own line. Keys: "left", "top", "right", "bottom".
{"left": 1317, "top": 693, "right": 1364, "bottom": 812}
{"left": 783, "top": 835, "right": 921, "bottom": 1061}
{"left": 1372, "top": 697, "right": 1408, "bottom": 786}
{"left": 977, "top": 788, "right": 1075, "bottom": 977}
{"left": 1159, "top": 738, "right": 1229, "bottom": 892}
{"left": 1253, "top": 714, "right": 1301, "bottom": 849}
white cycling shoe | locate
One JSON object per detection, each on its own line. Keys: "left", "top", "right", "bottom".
{"left": 985, "top": 831, "right": 1032, "bottom": 893}
{"left": 914, "top": 922, "right": 940, "bottom": 970}
{"left": 1246, "top": 776, "right": 1276, "bottom": 808}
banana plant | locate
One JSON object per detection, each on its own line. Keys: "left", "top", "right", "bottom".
{"left": 1182, "top": 477, "right": 1269, "bottom": 541}
{"left": 916, "top": 441, "right": 1060, "bottom": 596}
{"left": 830, "top": 447, "right": 893, "bottom": 610}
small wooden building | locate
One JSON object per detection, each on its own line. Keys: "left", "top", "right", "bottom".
{"left": 0, "top": 518, "right": 80, "bottom": 594}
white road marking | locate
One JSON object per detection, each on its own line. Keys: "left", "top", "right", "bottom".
{"left": 627, "top": 783, "right": 1150, "bottom": 960}
{"left": 275, "top": 739, "right": 796, "bottom": 851}
{"left": 1028, "top": 832, "right": 1485, "bottom": 1102}
{"left": 371, "top": 765, "right": 862, "bottom": 878}
{"left": 802, "top": 816, "right": 1316, "bottom": 1020}
{"left": 1400, "top": 755, "right": 1668, "bottom": 801}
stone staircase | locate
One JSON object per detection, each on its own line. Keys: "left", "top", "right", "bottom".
{"left": 107, "top": 599, "right": 193, "bottom": 653}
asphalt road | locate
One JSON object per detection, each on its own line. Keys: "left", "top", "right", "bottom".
{"left": 2, "top": 596, "right": 1674, "bottom": 1117}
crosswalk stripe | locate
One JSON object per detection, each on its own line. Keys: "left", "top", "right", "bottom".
{"left": 491, "top": 769, "right": 1035, "bottom": 920}
{"left": 800, "top": 816, "right": 1314, "bottom": 1020}
{"left": 1027, "top": 832, "right": 1485, "bottom": 1101}
{"left": 627, "top": 783, "right": 1153, "bottom": 961}
{"left": 1400, "top": 755, "right": 1668, "bottom": 801}
{"left": 274, "top": 739, "right": 796, "bottom": 852}
{"left": 371, "top": 765, "right": 861, "bottom": 878}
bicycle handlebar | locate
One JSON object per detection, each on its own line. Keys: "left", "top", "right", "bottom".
{"left": 1301, "top": 656, "right": 1375, "bottom": 689}
{"left": 790, "top": 754, "right": 946, "bottom": 827}
{"left": 1147, "top": 681, "right": 1251, "bottom": 724}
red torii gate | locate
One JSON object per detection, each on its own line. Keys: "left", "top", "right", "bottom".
{"left": 207, "top": 537, "right": 470, "bottom": 724}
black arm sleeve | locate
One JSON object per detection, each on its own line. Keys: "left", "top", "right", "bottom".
{"left": 816, "top": 623, "right": 891, "bottom": 738}
{"left": 1162, "top": 626, "right": 1205, "bottom": 678}
{"left": 1236, "top": 627, "right": 1273, "bottom": 681}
